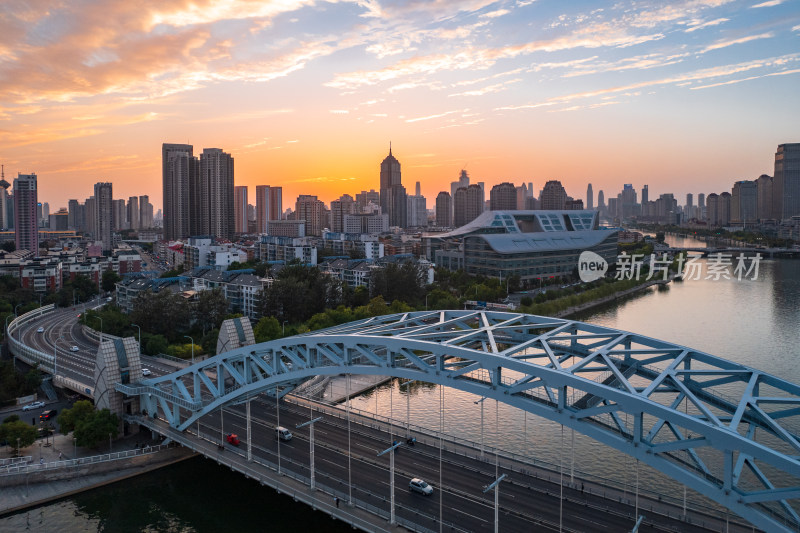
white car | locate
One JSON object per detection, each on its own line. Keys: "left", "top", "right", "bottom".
{"left": 22, "top": 401, "right": 46, "bottom": 411}
{"left": 70, "top": 346, "right": 79, "bottom": 352}
{"left": 37, "top": 327, "right": 44, "bottom": 333}
{"left": 142, "top": 368, "right": 152, "bottom": 376}
{"left": 409, "top": 478, "right": 433, "bottom": 496}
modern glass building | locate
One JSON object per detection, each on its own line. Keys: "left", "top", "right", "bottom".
{"left": 424, "top": 210, "right": 617, "bottom": 282}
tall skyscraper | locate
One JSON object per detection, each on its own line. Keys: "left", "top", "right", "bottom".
{"left": 295, "top": 195, "right": 325, "bottom": 236}
{"left": 598, "top": 190, "right": 605, "bottom": 209}
{"left": 515, "top": 184, "right": 527, "bottom": 210}
{"left": 127, "top": 196, "right": 139, "bottom": 230}
{"left": 450, "top": 170, "right": 470, "bottom": 221}
{"left": 686, "top": 193, "right": 693, "bottom": 208}
{"left": 112, "top": 198, "right": 127, "bottom": 230}
{"left": 234, "top": 186, "right": 248, "bottom": 234}
{"left": 0, "top": 166, "right": 9, "bottom": 230}
{"left": 255, "top": 185, "right": 283, "bottom": 233}
{"left": 698, "top": 193, "right": 706, "bottom": 219}
{"left": 13, "top": 173, "right": 38, "bottom": 254}
{"left": 356, "top": 190, "right": 380, "bottom": 212}
{"left": 162, "top": 143, "right": 195, "bottom": 240}
{"left": 706, "top": 193, "right": 719, "bottom": 225}
{"left": 587, "top": 183, "right": 593, "bottom": 210}
{"left": 406, "top": 193, "right": 427, "bottom": 227}
{"left": 415, "top": 181, "right": 421, "bottom": 196}
{"left": 331, "top": 194, "right": 356, "bottom": 232}
{"left": 490, "top": 182, "right": 517, "bottom": 210}
{"left": 379, "top": 146, "right": 406, "bottom": 227}
{"left": 641, "top": 185, "right": 649, "bottom": 205}
{"left": 454, "top": 184, "right": 483, "bottom": 227}
{"left": 94, "top": 182, "right": 113, "bottom": 251}
{"left": 85, "top": 196, "right": 96, "bottom": 236}
{"left": 756, "top": 175, "right": 773, "bottom": 220}
{"left": 435, "top": 192, "right": 452, "bottom": 227}
{"left": 139, "top": 195, "right": 154, "bottom": 229}
{"left": 774, "top": 143, "right": 800, "bottom": 220}
{"left": 199, "top": 148, "right": 235, "bottom": 238}
{"left": 731, "top": 180, "right": 757, "bottom": 224}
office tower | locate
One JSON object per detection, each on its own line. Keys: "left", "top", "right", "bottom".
{"left": 379, "top": 146, "right": 407, "bottom": 228}
{"left": 127, "top": 196, "right": 139, "bottom": 230}
{"left": 706, "top": 194, "right": 719, "bottom": 225}
{"left": 718, "top": 192, "right": 732, "bottom": 226}
{"left": 94, "top": 182, "right": 113, "bottom": 251}
{"left": 515, "top": 185, "right": 527, "bottom": 210}
{"left": 698, "top": 193, "right": 706, "bottom": 219}
{"left": 162, "top": 143, "right": 195, "bottom": 240}
{"left": 774, "top": 143, "right": 800, "bottom": 220}
{"left": 42, "top": 202, "right": 50, "bottom": 224}
{"left": 199, "top": 148, "right": 235, "bottom": 238}
{"left": 450, "top": 170, "right": 470, "bottom": 221}
{"left": 49, "top": 209, "right": 69, "bottom": 231}
{"left": 13, "top": 173, "right": 38, "bottom": 254}
{"left": 331, "top": 194, "right": 356, "bottom": 232}
{"left": 415, "top": 181, "right": 421, "bottom": 196}
{"left": 756, "top": 175, "right": 773, "bottom": 220}
{"left": 731, "top": 180, "right": 757, "bottom": 224}
{"left": 85, "top": 196, "right": 96, "bottom": 236}
{"left": 356, "top": 189, "right": 380, "bottom": 212}
{"left": 435, "top": 192, "right": 452, "bottom": 227}
{"left": 490, "top": 182, "right": 517, "bottom": 210}
{"left": 587, "top": 183, "right": 593, "bottom": 210}
{"left": 112, "top": 198, "right": 127, "bottom": 230}
{"left": 139, "top": 195, "right": 153, "bottom": 229}
{"left": 453, "top": 184, "right": 483, "bottom": 227}
{"left": 234, "top": 185, "right": 248, "bottom": 234}
{"left": 539, "top": 180, "right": 568, "bottom": 210}
{"left": 295, "top": 195, "right": 325, "bottom": 236}
{"left": 406, "top": 193, "right": 427, "bottom": 227}
{"left": 36, "top": 203, "right": 43, "bottom": 226}
{"left": 527, "top": 182, "right": 533, "bottom": 197}
{"left": 686, "top": 193, "right": 693, "bottom": 209}
{"left": 255, "top": 185, "right": 283, "bottom": 233}
{"left": 641, "top": 185, "right": 649, "bottom": 205}
{"left": 67, "top": 199, "right": 79, "bottom": 230}
{"left": 598, "top": 190, "right": 605, "bottom": 208}
{"left": 0, "top": 167, "right": 8, "bottom": 230}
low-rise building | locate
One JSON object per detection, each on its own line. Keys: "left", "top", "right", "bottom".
{"left": 321, "top": 232, "right": 384, "bottom": 259}
{"left": 188, "top": 267, "right": 266, "bottom": 318}
{"left": 20, "top": 258, "right": 63, "bottom": 293}
{"left": 257, "top": 235, "right": 317, "bottom": 265}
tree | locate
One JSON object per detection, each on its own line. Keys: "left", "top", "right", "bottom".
{"left": 101, "top": 269, "right": 122, "bottom": 293}
{"left": 130, "top": 290, "right": 191, "bottom": 341}
{"left": 24, "top": 367, "right": 42, "bottom": 391}
{"left": 369, "top": 262, "right": 426, "bottom": 305}
{"left": 253, "top": 316, "right": 282, "bottom": 342}
{"left": 74, "top": 408, "right": 119, "bottom": 448}
{"left": 0, "top": 420, "right": 37, "bottom": 454}
{"left": 144, "top": 334, "right": 169, "bottom": 355}
{"left": 58, "top": 400, "right": 96, "bottom": 434}
{"left": 0, "top": 241, "right": 15, "bottom": 252}
{"left": 194, "top": 288, "right": 229, "bottom": 333}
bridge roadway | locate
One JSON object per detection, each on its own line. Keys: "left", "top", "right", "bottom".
{"left": 11, "top": 307, "right": 753, "bottom": 532}
{"left": 182, "top": 396, "right": 742, "bottom": 532}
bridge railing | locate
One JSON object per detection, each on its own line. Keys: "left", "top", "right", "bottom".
{"left": 0, "top": 456, "right": 32, "bottom": 467}
{"left": 0, "top": 443, "right": 174, "bottom": 476}
{"left": 7, "top": 305, "right": 56, "bottom": 373}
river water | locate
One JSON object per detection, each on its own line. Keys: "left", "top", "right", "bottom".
{"left": 2, "top": 234, "right": 798, "bottom": 531}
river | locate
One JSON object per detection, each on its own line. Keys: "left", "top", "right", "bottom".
{"left": 2, "top": 233, "right": 798, "bottom": 531}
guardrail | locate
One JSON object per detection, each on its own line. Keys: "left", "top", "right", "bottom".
{"left": 0, "top": 444, "right": 174, "bottom": 476}
{"left": 0, "top": 456, "right": 32, "bottom": 467}
{"left": 7, "top": 305, "right": 56, "bottom": 372}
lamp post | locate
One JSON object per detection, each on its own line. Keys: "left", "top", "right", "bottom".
{"left": 282, "top": 320, "right": 288, "bottom": 336}
{"left": 54, "top": 334, "right": 66, "bottom": 377}
{"left": 400, "top": 379, "right": 414, "bottom": 437}
{"left": 131, "top": 323, "right": 141, "bottom": 353}
{"left": 474, "top": 397, "right": 487, "bottom": 460}
{"left": 377, "top": 441, "right": 403, "bottom": 525}
{"left": 296, "top": 416, "right": 323, "bottom": 490}
{"left": 95, "top": 315, "right": 103, "bottom": 342}
{"left": 483, "top": 473, "right": 507, "bottom": 533}
{"left": 183, "top": 335, "right": 194, "bottom": 364}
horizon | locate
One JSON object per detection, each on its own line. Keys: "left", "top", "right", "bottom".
{"left": 1, "top": 0, "right": 798, "bottom": 211}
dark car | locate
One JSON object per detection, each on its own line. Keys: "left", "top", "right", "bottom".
{"left": 225, "top": 433, "right": 240, "bottom": 446}
{"left": 40, "top": 409, "right": 58, "bottom": 421}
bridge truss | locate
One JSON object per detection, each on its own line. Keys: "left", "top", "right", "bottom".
{"left": 119, "top": 310, "right": 800, "bottom": 531}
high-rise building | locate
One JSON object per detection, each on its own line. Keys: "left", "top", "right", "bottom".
{"left": 718, "top": 192, "right": 732, "bottom": 226}
{"left": 706, "top": 193, "right": 719, "bottom": 225}
{"left": 234, "top": 186, "right": 248, "bottom": 234}
{"left": 0, "top": 166, "right": 8, "bottom": 230}
{"left": 454, "top": 184, "right": 483, "bottom": 227}
{"left": 774, "top": 143, "right": 800, "bottom": 220}
{"left": 162, "top": 143, "right": 195, "bottom": 240}
{"left": 139, "top": 195, "right": 154, "bottom": 229}
{"left": 41, "top": 202, "right": 50, "bottom": 226}
{"left": 539, "top": 180, "right": 568, "bottom": 210}
{"left": 686, "top": 193, "right": 693, "bottom": 208}
{"left": 13, "top": 173, "right": 38, "bottom": 254}
{"left": 85, "top": 196, "right": 96, "bottom": 236}
{"left": 127, "top": 196, "right": 139, "bottom": 230}
{"left": 112, "top": 198, "right": 127, "bottom": 230}
{"left": 756, "top": 175, "right": 773, "bottom": 220}
{"left": 199, "top": 148, "right": 235, "bottom": 238}
{"left": 379, "top": 145, "right": 406, "bottom": 227}
{"left": 587, "top": 183, "right": 593, "bottom": 210}
{"left": 435, "top": 192, "right": 452, "bottom": 227}
{"left": 406, "top": 194, "right": 427, "bottom": 227}
{"left": 415, "top": 181, "right": 421, "bottom": 196}
{"left": 515, "top": 185, "right": 527, "bottom": 210}
{"left": 255, "top": 185, "right": 282, "bottom": 234}
{"left": 331, "top": 194, "right": 356, "bottom": 233}
{"left": 731, "top": 180, "right": 757, "bottom": 224}
{"left": 94, "top": 182, "right": 114, "bottom": 251}
{"left": 641, "top": 185, "right": 649, "bottom": 205}
{"left": 356, "top": 189, "right": 380, "bottom": 212}
{"left": 598, "top": 190, "right": 605, "bottom": 209}
{"left": 295, "top": 195, "right": 325, "bottom": 236}
{"left": 490, "top": 182, "right": 517, "bottom": 211}
{"left": 698, "top": 193, "right": 706, "bottom": 219}
{"left": 450, "top": 170, "right": 470, "bottom": 221}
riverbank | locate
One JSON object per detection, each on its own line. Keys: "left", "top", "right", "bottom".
{"left": 554, "top": 276, "right": 672, "bottom": 318}
{"left": 0, "top": 431, "right": 194, "bottom": 516}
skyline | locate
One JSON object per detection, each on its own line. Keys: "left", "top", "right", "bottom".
{"left": 1, "top": 0, "right": 799, "bottom": 210}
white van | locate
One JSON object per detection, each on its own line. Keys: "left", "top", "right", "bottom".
{"left": 276, "top": 426, "right": 293, "bottom": 441}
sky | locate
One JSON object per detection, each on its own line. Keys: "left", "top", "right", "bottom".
{"left": 1, "top": 0, "right": 799, "bottom": 212}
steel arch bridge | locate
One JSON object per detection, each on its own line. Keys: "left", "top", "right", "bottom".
{"left": 119, "top": 310, "right": 800, "bottom": 532}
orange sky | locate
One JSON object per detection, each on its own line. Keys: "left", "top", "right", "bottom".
{"left": 1, "top": 0, "right": 798, "bottom": 211}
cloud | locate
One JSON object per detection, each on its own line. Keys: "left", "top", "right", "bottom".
{"left": 684, "top": 17, "right": 729, "bottom": 32}
{"left": 449, "top": 78, "right": 522, "bottom": 97}
{"left": 690, "top": 67, "right": 800, "bottom": 89}
{"left": 482, "top": 9, "right": 510, "bottom": 18}
{"left": 699, "top": 32, "right": 774, "bottom": 54}
{"left": 750, "top": 0, "right": 783, "bottom": 7}
{"left": 405, "top": 108, "right": 470, "bottom": 123}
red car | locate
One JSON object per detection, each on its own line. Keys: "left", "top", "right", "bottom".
{"left": 225, "top": 433, "right": 240, "bottom": 446}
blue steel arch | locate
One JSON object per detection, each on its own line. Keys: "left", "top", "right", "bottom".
{"left": 119, "top": 310, "right": 800, "bottom": 532}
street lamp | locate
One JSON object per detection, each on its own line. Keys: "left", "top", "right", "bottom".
{"left": 474, "top": 397, "right": 487, "bottom": 460}
{"left": 296, "top": 416, "right": 323, "bottom": 490}
{"left": 483, "top": 473, "right": 507, "bottom": 533}
{"left": 54, "top": 334, "right": 66, "bottom": 377}
{"left": 131, "top": 323, "right": 141, "bottom": 353}
{"left": 183, "top": 335, "right": 195, "bottom": 364}
{"left": 282, "top": 320, "right": 288, "bottom": 336}
{"left": 377, "top": 440, "right": 403, "bottom": 525}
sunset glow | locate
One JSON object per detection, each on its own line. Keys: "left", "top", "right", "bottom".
{"left": 2, "top": 0, "right": 799, "bottom": 210}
